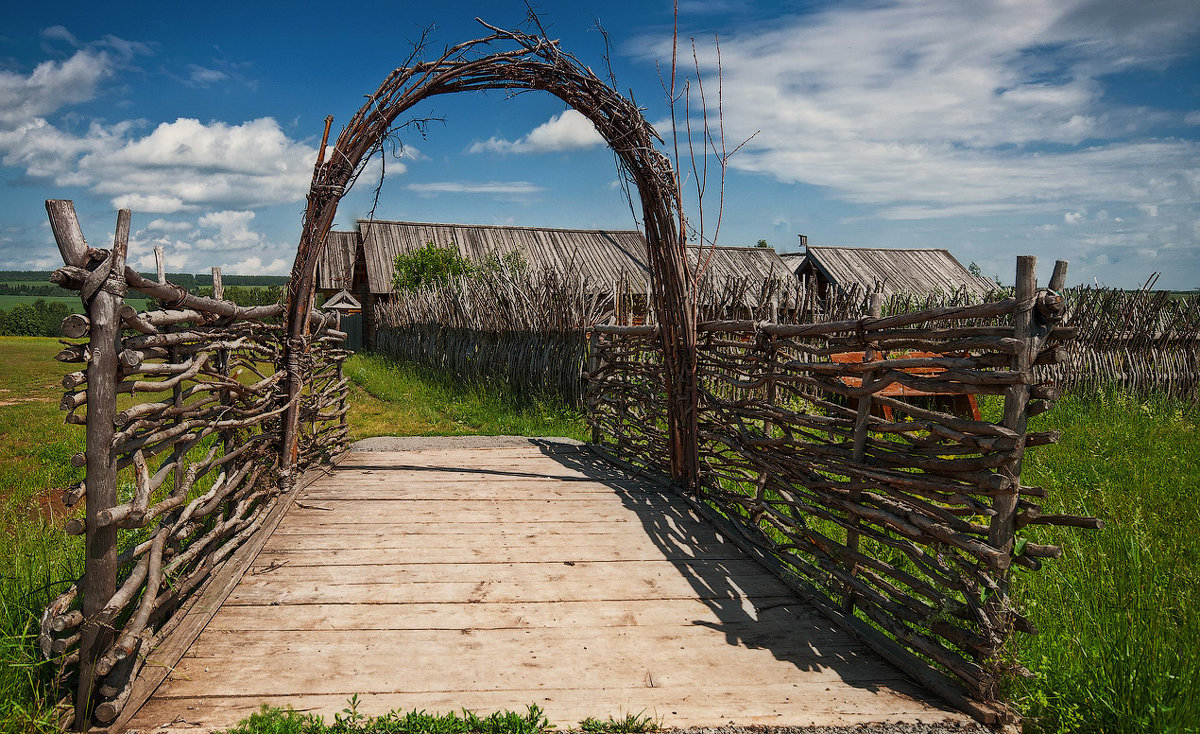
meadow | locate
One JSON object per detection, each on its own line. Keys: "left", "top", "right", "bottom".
{"left": 1, "top": 337, "right": 1196, "bottom": 733}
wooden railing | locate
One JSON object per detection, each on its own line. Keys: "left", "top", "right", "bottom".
{"left": 38, "top": 202, "right": 350, "bottom": 729}
{"left": 586, "top": 257, "right": 1100, "bottom": 724}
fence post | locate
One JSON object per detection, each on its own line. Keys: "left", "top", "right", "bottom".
{"left": 984, "top": 255, "right": 1037, "bottom": 698}
{"left": 586, "top": 329, "right": 602, "bottom": 445}
{"left": 46, "top": 202, "right": 129, "bottom": 728}
{"left": 843, "top": 290, "right": 884, "bottom": 612}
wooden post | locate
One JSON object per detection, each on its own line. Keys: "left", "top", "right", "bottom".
{"left": 154, "top": 246, "right": 166, "bottom": 284}
{"left": 586, "top": 329, "right": 602, "bottom": 445}
{"left": 212, "top": 267, "right": 232, "bottom": 456}
{"left": 45, "top": 202, "right": 130, "bottom": 728}
{"left": 984, "top": 255, "right": 1037, "bottom": 698}
{"left": 843, "top": 290, "right": 883, "bottom": 612}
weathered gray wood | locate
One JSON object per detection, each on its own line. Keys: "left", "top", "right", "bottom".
{"left": 844, "top": 290, "right": 884, "bottom": 613}
{"left": 125, "top": 448, "right": 965, "bottom": 731}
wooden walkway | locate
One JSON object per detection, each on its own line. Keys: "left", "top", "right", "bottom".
{"left": 127, "top": 442, "right": 967, "bottom": 731}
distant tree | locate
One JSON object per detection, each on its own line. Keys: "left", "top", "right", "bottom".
{"left": 1, "top": 303, "right": 41, "bottom": 336}
{"left": 392, "top": 243, "right": 476, "bottom": 292}
{"left": 968, "top": 261, "right": 983, "bottom": 278}
{"left": 755, "top": 239, "right": 769, "bottom": 249}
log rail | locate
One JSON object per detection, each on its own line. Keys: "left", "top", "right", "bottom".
{"left": 39, "top": 201, "right": 350, "bottom": 729}
{"left": 586, "top": 257, "right": 1100, "bottom": 724}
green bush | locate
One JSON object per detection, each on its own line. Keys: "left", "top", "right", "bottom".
{"left": 392, "top": 243, "right": 529, "bottom": 292}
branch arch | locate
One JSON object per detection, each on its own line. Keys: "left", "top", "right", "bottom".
{"left": 281, "top": 22, "right": 699, "bottom": 487}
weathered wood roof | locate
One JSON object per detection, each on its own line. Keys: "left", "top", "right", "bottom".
{"left": 351, "top": 220, "right": 795, "bottom": 300}
{"left": 317, "top": 231, "right": 360, "bottom": 291}
{"left": 801, "top": 246, "right": 995, "bottom": 296}
{"left": 358, "top": 220, "right": 649, "bottom": 295}
{"left": 779, "top": 253, "right": 807, "bottom": 274}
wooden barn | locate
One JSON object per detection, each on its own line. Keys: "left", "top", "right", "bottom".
{"left": 787, "top": 245, "right": 995, "bottom": 299}
{"left": 316, "top": 220, "right": 794, "bottom": 348}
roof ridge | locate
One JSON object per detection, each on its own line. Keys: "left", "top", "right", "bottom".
{"left": 357, "top": 219, "right": 644, "bottom": 236}
{"left": 807, "top": 245, "right": 952, "bottom": 253}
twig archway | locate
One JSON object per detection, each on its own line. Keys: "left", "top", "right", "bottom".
{"left": 281, "top": 21, "right": 700, "bottom": 487}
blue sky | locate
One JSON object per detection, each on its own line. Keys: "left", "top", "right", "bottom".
{"left": 1, "top": 0, "right": 1197, "bottom": 287}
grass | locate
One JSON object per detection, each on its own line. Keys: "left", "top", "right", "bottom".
{"left": 0, "top": 294, "right": 151, "bottom": 313}
{"left": 217, "top": 699, "right": 659, "bottom": 734}
{"left": 3, "top": 336, "right": 1198, "bottom": 733}
{"left": 344, "top": 353, "right": 588, "bottom": 443}
{"left": 0, "top": 338, "right": 86, "bottom": 734}
{"left": 222, "top": 699, "right": 551, "bottom": 734}
{"left": 1010, "top": 390, "right": 1200, "bottom": 734}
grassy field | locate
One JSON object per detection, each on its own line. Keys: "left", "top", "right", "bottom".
{"left": 343, "top": 353, "right": 588, "bottom": 442}
{"left": 1, "top": 337, "right": 1197, "bottom": 734}
{"left": 0, "top": 294, "right": 151, "bottom": 313}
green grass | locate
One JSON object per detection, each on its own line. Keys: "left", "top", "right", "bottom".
{"left": 0, "top": 338, "right": 86, "bottom": 734}
{"left": 222, "top": 699, "right": 551, "bottom": 734}
{"left": 344, "top": 353, "right": 588, "bottom": 443}
{"left": 1010, "top": 390, "right": 1200, "bottom": 734}
{"left": 4, "top": 337, "right": 1198, "bottom": 733}
{"left": 0, "top": 295, "right": 151, "bottom": 313}
{"left": 577, "top": 712, "right": 660, "bottom": 733}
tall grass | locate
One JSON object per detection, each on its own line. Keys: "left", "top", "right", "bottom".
{"left": 1013, "top": 390, "right": 1200, "bottom": 733}
{"left": 5, "top": 337, "right": 1198, "bottom": 733}
{"left": 343, "top": 353, "right": 588, "bottom": 442}
{"left": 0, "top": 338, "right": 85, "bottom": 733}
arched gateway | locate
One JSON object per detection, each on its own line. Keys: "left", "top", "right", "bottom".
{"left": 278, "top": 23, "right": 701, "bottom": 493}
{"left": 40, "top": 19, "right": 1092, "bottom": 734}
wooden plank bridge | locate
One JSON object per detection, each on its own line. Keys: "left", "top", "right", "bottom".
{"left": 126, "top": 440, "right": 968, "bottom": 731}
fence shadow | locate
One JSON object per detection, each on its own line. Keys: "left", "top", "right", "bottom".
{"left": 533, "top": 441, "right": 945, "bottom": 705}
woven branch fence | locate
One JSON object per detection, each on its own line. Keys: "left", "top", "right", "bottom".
{"left": 586, "top": 257, "right": 1100, "bottom": 723}
{"left": 374, "top": 268, "right": 606, "bottom": 405}
{"left": 39, "top": 202, "right": 350, "bottom": 729}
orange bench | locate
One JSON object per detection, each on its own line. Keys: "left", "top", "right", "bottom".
{"left": 831, "top": 350, "right": 981, "bottom": 421}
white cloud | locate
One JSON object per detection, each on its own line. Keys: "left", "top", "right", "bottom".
{"left": 145, "top": 218, "right": 193, "bottom": 232}
{"left": 0, "top": 44, "right": 318, "bottom": 216}
{"left": 79, "top": 117, "right": 317, "bottom": 213}
{"left": 406, "top": 181, "right": 544, "bottom": 195}
{"left": 641, "top": 0, "right": 1200, "bottom": 223}
{"left": 467, "top": 110, "right": 603, "bottom": 154}
{"left": 0, "top": 49, "right": 115, "bottom": 128}
{"left": 1065, "top": 211, "right": 1085, "bottom": 225}
{"left": 186, "top": 64, "right": 228, "bottom": 87}
{"left": 128, "top": 209, "right": 289, "bottom": 273}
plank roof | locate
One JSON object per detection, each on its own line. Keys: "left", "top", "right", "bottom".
{"left": 802, "top": 246, "right": 995, "bottom": 296}
{"left": 358, "top": 220, "right": 650, "bottom": 295}
{"left": 354, "top": 220, "right": 795, "bottom": 301}
{"left": 317, "top": 231, "right": 360, "bottom": 290}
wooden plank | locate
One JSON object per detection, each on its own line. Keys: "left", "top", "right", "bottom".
{"left": 254, "top": 539, "right": 743, "bottom": 565}
{"left": 298, "top": 481, "right": 657, "bottom": 499}
{"left": 205, "top": 597, "right": 815, "bottom": 632}
{"left": 123, "top": 448, "right": 966, "bottom": 732}
{"left": 155, "top": 628, "right": 908, "bottom": 698}
{"left": 283, "top": 500, "right": 686, "bottom": 524}
{"left": 226, "top": 560, "right": 792, "bottom": 606}
{"left": 269, "top": 521, "right": 691, "bottom": 536}
{"left": 106, "top": 458, "right": 340, "bottom": 733}
{"left": 133, "top": 682, "right": 959, "bottom": 733}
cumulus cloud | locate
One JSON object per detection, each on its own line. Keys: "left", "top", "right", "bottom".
{"left": 639, "top": 0, "right": 1200, "bottom": 220}
{"left": 0, "top": 49, "right": 115, "bottom": 128}
{"left": 0, "top": 42, "right": 318, "bottom": 215}
{"left": 80, "top": 117, "right": 317, "bottom": 212}
{"left": 467, "top": 110, "right": 603, "bottom": 154}
{"left": 129, "top": 209, "right": 290, "bottom": 274}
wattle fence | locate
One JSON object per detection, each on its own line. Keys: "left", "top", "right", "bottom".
{"left": 585, "top": 257, "right": 1100, "bottom": 723}
{"left": 39, "top": 203, "right": 349, "bottom": 729}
